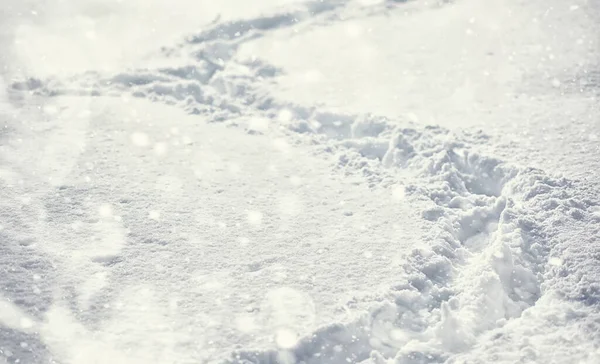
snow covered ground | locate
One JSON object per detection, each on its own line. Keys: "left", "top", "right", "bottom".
{"left": 1, "top": 0, "right": 600, "bottom": 363}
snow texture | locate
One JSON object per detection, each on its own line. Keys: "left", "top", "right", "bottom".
{"left": 1, "top": 0, "right": 600, "bottom": 363}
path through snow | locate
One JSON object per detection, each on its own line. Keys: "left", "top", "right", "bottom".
{"left": 1, "top": 0, "right": 600, "bottom": 363}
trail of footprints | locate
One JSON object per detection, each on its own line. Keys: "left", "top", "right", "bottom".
{"left": 225, "top": 113, "right": 597, "bottom": 363}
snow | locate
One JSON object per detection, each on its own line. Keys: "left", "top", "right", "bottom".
{"left": 1, "top": 0, "right": 600, "bottom": 363}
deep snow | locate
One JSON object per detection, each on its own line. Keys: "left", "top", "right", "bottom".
{"left": 1, "top": 0, "right": 600, "bottom": 363}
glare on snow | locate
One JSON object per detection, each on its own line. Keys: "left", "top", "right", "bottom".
{"left": 277, "top": 109, "right": 293, "bottom": 123}
{"left": 149, "top": 210, "right": 161, "bottom": 220}
{"left": 42, "top": 104, "right": 59, "bottom": 115}
{"left": 98, "top": 204, "right": 113, "bottom": 218}
{"left": 392, "top": 185, "right": 406, "bottom": 201}
{"left": 130, "top": 132, "right": 150, "bottom": 147}
{"left": 275, "top": 328, "right": 298, "bottom": 349}
{"left": 248, "top": 117, "right": 270, "bottom": 132}
{"left": 154, "top": 142, "right": 168, "bottom": 156}
{"left": 247, "top": 210, "right": 263, "bottom": 225}
{"left": 20, "top": 317, "right": 34, "bottom": 329}
{"left": 549, "top": 257, "right": 563, "bottom": 266}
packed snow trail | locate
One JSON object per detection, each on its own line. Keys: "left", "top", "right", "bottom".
{"left": 226, "top": 123, "right": 600, "bottom": 363}
{"left": 2, "top": 0, "right": 600, "bottom": 363}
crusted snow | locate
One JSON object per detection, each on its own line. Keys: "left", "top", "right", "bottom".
{"left": 1, "top": 0, "right": 600, "bottom": 363}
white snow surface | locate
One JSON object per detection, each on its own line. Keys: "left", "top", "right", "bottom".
{"left": 1, "top": 0, "right": 600, "bottom": 363}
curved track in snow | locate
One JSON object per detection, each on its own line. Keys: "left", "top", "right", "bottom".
{"left": 1, "top": 0, "right": 600, "bottom": 363}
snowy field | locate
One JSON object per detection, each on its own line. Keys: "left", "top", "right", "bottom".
{"left": 1, "top": 0, "right": 600, "bottom": 363}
